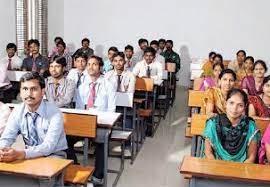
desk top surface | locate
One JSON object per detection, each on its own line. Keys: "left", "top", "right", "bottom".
{"left": 0, "top": 157, "right": 72, "bottom": 179}
{"left": 180, "top": 156, "right": 270, "bottom": 184}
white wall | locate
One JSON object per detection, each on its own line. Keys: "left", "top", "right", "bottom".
{"left": 48, "top": 0, "right": 64, "bottom": 52}
{"left": 62, "top": 0, "right": 270, "bottom": 86}
{"left": 0, "top": 0, "right": 16, "bottom": 57}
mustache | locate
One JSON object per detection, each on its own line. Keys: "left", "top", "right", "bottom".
{"left": 24, "top": 97, "right": 35, "bottom": 100}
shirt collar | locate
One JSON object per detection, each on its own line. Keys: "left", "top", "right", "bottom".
{"left": 23, "top": 100, "right": 45, "bottom": 118}
{"left": 47, "top": 76, "right": 65, "bottom": 85}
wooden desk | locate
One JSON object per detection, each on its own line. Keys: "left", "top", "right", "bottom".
{"left": 0, "top": 157, "right": 72, "bottom": 187}
{"left": 180, "top": 156, "right": 270, "bottom": 187}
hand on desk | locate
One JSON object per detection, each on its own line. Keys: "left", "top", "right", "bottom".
{"left": 0, "top": 148, "right": 25, "bottom": 162}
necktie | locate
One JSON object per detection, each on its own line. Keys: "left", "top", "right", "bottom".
{"left": 7, "top": 58, "right": 12, "bottom": 70}
{"left": 87, "top": 82, "right": 96, "bottom": 109}
{"left": 77, "top": 73, "right": 82, "bottom": 88}
{"left": 27, "top": 112, "right": 39, "bottom": 146}
{"left": 54, "top": 83, "right": 60, "bottom": 99}
{"left": 147, "top": 65, "right": 151, "bottom": 78}
{"left": 32, "top": 59, "right": 37, "bottom": 72}
{"left": 117, "top": 74, "right": 122, "bottom": 92}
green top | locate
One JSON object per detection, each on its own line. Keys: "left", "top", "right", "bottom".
{"left": 201, "top": 114, "right": 261, "bottom": 162}
{"left": 161, "top": 50, "right": 181, "bottom": 72}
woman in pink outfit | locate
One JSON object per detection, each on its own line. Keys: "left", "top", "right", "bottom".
{"left": 200, "top": 62, "right": 224, "bottom": 91}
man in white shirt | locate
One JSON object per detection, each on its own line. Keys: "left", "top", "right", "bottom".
{"left": 67, "top": 53, "right": 88, "bottom": 108}
{"left": 150, "top": 40, "right": 165, "bottom": 69}
{"left": 124, "top": 45, "right": 136, "bottom": 71}
{"left": 0, "top": 43, "right": 22, "bottom": 70}
{"left": 133, "top": 47, "right": 163, "bottom": 85}
{"left": 105, "top": 52, "right": 135, "bottom": 93}
{"left": 133, "top": 38, "right": 148, "bottom": 63}
{"left": 67, "top": 55, "right": 117, "bottom": 185}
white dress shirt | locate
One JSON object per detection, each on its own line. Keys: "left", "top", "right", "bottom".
{"left": 154, "top": 54, "right": 165, "bottom": 69}
{"left": 76, "top": 74, "right": 117, "bottom": 112}
{"left": 132, "top": 60, "right": 163, "bottom": 85}
{"left": 67, "top": 68, "right": 88, "bottom": 102}
{"left": 0, "top": 55, "right": 23, "bottom": 70}
{"left": 104, "top": 69, "right": 136, "bottom": 93}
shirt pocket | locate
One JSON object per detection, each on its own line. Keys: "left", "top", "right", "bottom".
{"left": 41, "top": 119, "right": 50, "bottom": 135}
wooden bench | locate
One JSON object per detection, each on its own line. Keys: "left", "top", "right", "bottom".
{"left": 63, "top": 113, "right": 97, "bottom": 186}
{"left": 180, "top": 156, "right": 270, "bottom": 187}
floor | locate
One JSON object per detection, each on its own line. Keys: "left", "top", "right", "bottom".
{"left": 12, "top": 86, "right": 191, "bottom": 187}
{"left": 96, "top": 86, "right": 191, "bottom": 187}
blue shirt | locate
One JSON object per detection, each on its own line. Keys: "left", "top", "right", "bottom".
{"left": 21, "top": 54, "right": 49, "bottom": 72}
{"left": 0, "top": 100, "right": 67, "bottom": 159}
{"left": 75, "top": 74, "right": 117, "bottom": 112}
{"left": 103, "top": 60, "right": 114, "bottom": 73}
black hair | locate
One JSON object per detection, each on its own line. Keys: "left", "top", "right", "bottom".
{"left": 219, "top": 69, "right": 237, "bottom": 81}
{"left": 88, "top": 55, "right": 104, "bottom": 67}
{"left": 56, "top": 40, "right": 66, "bottom": 49}
{"left": 124, "top": 45, "right": 134, "bottom": 51}
{"left": 150, "top": 40, "right": 159, "bottom": 46}
{"left": 209, "top": 51, "right": 216, "bottom": 58}
{"left": 236, "top": 50, "right": 246, "bottom": 57}
{"left": 254, "top": 60, "right": 268, "bottom": 72}
{"left": 213, "top": 53, "right": 223, "bottom": 63}
{"left": 112, "top": 51, "right": 125, "bottom": 61}
{"left": 81, "top": 38, "right": 90, "bottom": 45}
{"left": 6, "top": 43, "right": 17, "bottom": 52}
{"left": 244, "top": 56, "right": 254, "bottom": 64}
{"left": 74, "top": 52, "right": 88, "bottom": 61}
{"left": 212, "top": 62, "right": 224, "bottom": 70}
{"left": 166, "top": 40, "right": 173, "bottom": 45}
{"left": 143, "top": 47, "right": 156, "bottom": 56}
{"left": 20, "top": 72, "right": 45, "bottom": 89}
{"left": 138, "top": 38, "right": 148, "bottom": 45}
{"left": 158, "top": 39, "right": 166, "bottom": 43}
{"left": 262, "top": 75, "right": 270, "bottom": 87}
{"left": 50, "top": 55, "right": 67, "bottom": 67}
{"left": 28, "top": 39, "right": 40, "bottom": 47}
{"left": 226, "top": 88, "right": 248, "bottom": 106}
{"left": 54, "top": 36, "right": 63, "bottom": 43}
{"left": 108, "top": 46, "right": 118, "bottom": 53}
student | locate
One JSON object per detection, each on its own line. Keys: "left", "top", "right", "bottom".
{"left": 200, "top": 62, "right": 224, "bottom": 91}
{"left": 228, "top": 50, "right": 246, "bottom": 72}
{"left": 0, "top": 72, "right": 67, "bottom": 161}
{"left": 242, "top": 59, "right": 266, "bottom": 96}
{"left": 105, "top": 52, "right": 135, "bottom": 93}
{"left": 150, "top": 40, "right": 165, "bottom": 69}
{"left": 202, "top": 88, "right": 260, "bottom": 163}
{"left": 0, "top": 43, "right": 22, "bottom": 70}
{"left": 21, "top": 39, "right": 49, "bottom": 76}
{"left": 124, "top": 45, "right": 136, "bottom": 71}
{"left": 72, "top": 38, "right": 94, "bottom": 59}
{"left": 259, "top": 123, "right": 270, "bottom": 164}
{"left": 201, "top": 51, "right": 216, "bottom": 76}
{"left": 161, "top": 40, "right": 181, "bottom": 72}
{"left": 67, "top": 53, "right": 88, "bottom": 109}
{"left": 249, "top": 75, "right": 270, "bottom": 118}
{"left": 45, "top": 56, "right": 75, "bottom": 108}
{"left": 67, "top": 55, "right": 116, "bottom": 185}
{"left": 103, "top": 46, "right": 118, "bottom": 73}
{"left": 48, "top": 36, "right": 69, "bottom": 59}
{"left": 133, "top": 38, "right": 148, "bottom": 63}
{"left": 204, "top": 69, "right": 236, "bottom": 117}
{"left": 158, "top": 38, "right": 166, "bottom": 54}
{"left": 51, "top": 40, "right": 73, "bottom": 71}
{"left": 0, "top": 62, "right": 11, "bottom": 88}
{"left": 133, "top": 46, "right": 163, "bottom": 84}
{"left": 237, "top": 56, "right": 254, "bottom": 81}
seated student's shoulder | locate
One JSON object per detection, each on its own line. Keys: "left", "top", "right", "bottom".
{"left": 104, "top": 70, "right": 114, "bottom": 79}
{"left": 43, "top": 101, "right": 62, "bottom": 116}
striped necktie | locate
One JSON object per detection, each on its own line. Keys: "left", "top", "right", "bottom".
{"left": 26, "top": 112, "right": 39, "bottom": 146}
{"left": 86, "top": 82, "right": 96, "bottom": 109}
